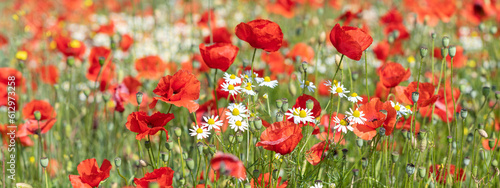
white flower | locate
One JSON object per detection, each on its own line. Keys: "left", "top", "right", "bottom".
{"left": 223, "top": 72, "right": 242, "bottom": 85}
{"left": 300, "top": 80, "right": 316, "bottom": 93}
{"left": 284, "top": 107, "right": 315, "bottom": 124}
{"left": 201, "top": 115, "right": 223, "bottom": 130}
{"left": 241, "top": 82, "right": 257, "bottom": 96}
{"left": 229, "top": 119, "right": 248, "bottom": 132}
{"left": 310, "top": 182, "right": 323, "bottom": 188}
{"left": 347, "top": 92, "right": 363, "bottom": 103}
{"left": 274, "top": 153, "right": 281, "bottom": 160}
{"left": 240, "top": 70, "right": 259, "bottom": 82}
{"left": 333, "top": 116, "right": 354, "bottom": 133}
{"left": 323, "top": 80, "right": 332, "bottom": 87}
{"left": 391, "top": 101, "right": 412, "bottom": 118}
{"left": 330, "top": 82, "right": 349, "bottom": 98}
{"left": 221, "top": 82, "right": 241, "bottom": 96}
{"left": 225, "top": 103, "right": 249, "bottom": 121}
{"left": 257, "top": 76, "right": 278, "bottom": 88}
{"left": 345, "top": 108, "right": 367, "bottom": 125}
{"left": 189, "top": 125, "right": 210, "bottom": 140}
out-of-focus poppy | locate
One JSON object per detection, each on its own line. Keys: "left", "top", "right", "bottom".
{"left": 0, "top": 68, "right": 25, "bottom": 92}
{"left": 287, "top": 42, "right": 314, "bottom": 63}
{"left": 17, "top": 100, "right": 57, "bottom": 137}
{"left": 377, "top": 62, "right": 411, "bottom": 88}
{"left": 210, "top": 152, "right": 246, "bottom": 179}
{"left": 86, "top": 47, "right": 115, "bottom": 91}
{"left": 381, "top": 8, "right": 404, "bottom": 25}
{"left": 420, "top": 86, "right": 460, "bottom": 123}
{"left": 292, "top": 94, "right": 321, "bottom": 117}
{"left": 125, "top": 111, "right": 174, "bottom": 140}
{"left": 251, "top": 172, "right": 288, "bottom": 188}
{"left": 256, "top": 121, "right": 303, "bottom": 155}
{"left": 96, "top": 22, "right": 115, "bottom": 35}
{"left": 433, "top": 46, "right": 467, "bottom": 68}
{"left": 203, "top": 27, "right": 232, "bottom": 44}
{"left": 120, "top": 34, "right": 133, "bottom": 52}
{"left": 428, "top": 164, "right": 466, "bottom": 184}
{"left": 460, "top": 0, "right": 496, "bottom": 25}
{"left": 482, "top": 139, "right": 500, "bottom": 150}
{"left": 37, "top": 65, "right": 59, "bottom": 85}
{"left": 135, "top": 55, "right": 168, "bottom": 80}
{"left": 261, "top": 51, "right": 294, "bottom": 75}
{"left": 353, "top": 98, "right": 397, "bottom": 140}
{"left": 404, "top": 0, "right": 456, "bottom": 27}
{"left": 336, "top": 10, "right": 362, "bottom": 26}
{"left": 373, "top": 40, "right": 404, "bottom": 62}
{"left": 54, "top": 36, "right": 86, "bottom": 59}
{"left": 375, "top": 81, "right": 391, "bottom": 100}
{"left": 329, "top": 23, "right": 373, "bottom": 61}
{"left": 134, "top": 167, "right": 174, "bottom": 188}
{"left": 266, "top": 0, "right": 295, "bottom": 18}
{"left": 317, "top": 113, "right": 346, "bottom": 144}
{"left": 198, "top": 10, "right": 216, "bottom": 29}
{"left": 199, "top": 43, "right": 239, "bottom": 72}
{"left": 306, "top": 141, "right": 329, "bottom": 165}
{"left": 318, "top": 80, "right": 331, "bottom": 96}
{"left": 149, "top": 70, "right": 201, "bottom": 113}
{"left": 0, "top": 124, "right": 33, "bottom": 147}
{"left": 396, "top": 115, "right": 421, "bottom": 134}
{"left": 235, "top": 19, "right": 284, "bottom": 52}
{"left": 395, "top": 82, "right": 438, "bottom": 108}
{"left": 69, "top": 158, "right": 112, "bottom": 188}
{"left": 0, "top": 34, "right": 8, "bottom": 48}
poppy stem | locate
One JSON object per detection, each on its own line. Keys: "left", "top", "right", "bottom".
{"left": 364, "top": 51, "right": 370, "bottom": 100}
{"left": 44, "top": 168, "right": 49, "bottom": 188}
{"left": 37, "top": 119, "right": 43, "bottom": 179}
{"left": 213, "top": 69, "right": 219, "bottom": 117}
{"left": 332, "top": 54, "right": 344, "bottom": 81}
{"left": 117, "top": 168, "right": 128, "bottom": 185}
{"left": 250, "top": 48, "right": 258, "bottom": 76}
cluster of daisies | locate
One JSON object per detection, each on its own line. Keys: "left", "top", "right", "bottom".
{"left": 221, "top": 71, "right": 279, "bottom": 97}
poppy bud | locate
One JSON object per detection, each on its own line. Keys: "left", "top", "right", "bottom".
{"left": 254, "top": 118, "right": 263, "bottom": 130}
{"left": 165, "top": 141, "right": 174, "bottom": 151}
{"left": 253, "top": 169, "right": 260, "bottom": 179}
{"left": 353, "top": 169, "right": 360, "bottom": 177}
{"left": 276, "top": 112, "right": 284, "bottom": 122}
{"left": 197, "top": 142, "right": 204, "bottom": 155}
{"left": 149, "top": 182, "right": 159, "bottom": 188}
{"left": 418, "top": 167, "right": 426, "bottom": 178}
{"left": 319, "top": 31, "right": 326, "bottom": 43}
{"left": 114, "top": 157, "right": 122, "bottom": 167}
{"left": 145, "top": 141, "right": 151, "bottom": 149}
{"left": 288, "top": 80, "right": 297, "bottom": 96}
{"left": 479, "top": 149, "right": 486, "bottom": 160}
{"left": 34, "top": 111, "right": 42, "bottom": 121}
{"left": 139, "top": 159, "right": 147, "bottom": 167}
{"left": 356, "top": 138, "right": 363, "bottom": 148}
{"left": 179, "top": 178, "right": 186, "bottom": 185}
{"left": 478, "top": 23, "right": 486, "bottom": 32}
{"left": 236, "top": 132, "right": 244, "bottom": 143}
{"left": 40, "top": 157, "right": 49, "bottom": 168}
{"left": 174, "top": 128, "right": 182, "bottom": 137}
{"left": 276, "top": 99, "right": 283, "bottom": 109}
{"left": 281, "top": 100, "right": 289, "bottom": 112}
{"left": 67, "top": 57, "right": 75, "bottom": 67}
{"left": 447, "top": 136, "right": 453, "bottom": 143}
{"left": 460, "top": 109, "right": 467, "bottom": 119}
{"left": 489, "top": 139, "right": 496, "bottom": 149}
{"left": 98, "top": 56, "right": 106, "bottom": 66}
{"left": 420, "top": 47, "right": 428, "bottom": 58}
{"left": 441, "top": 47, "right": 448, "bottom": 57}
{"left": 342, "top": 148, "right": 348, "bottom": 156}
{"left": 448, "top": 46, "right": 456, "bottom": 58}
{"left": 431, "top": 33, "right": 437, "bottom": 39}
{"left": 490, "top": 26, "right": 498, "bottom": 34}
{"left": 463, "top": 157, "right": 470, "bottom": 166}
{"left": 442, "top": 36, "right": 450, "bottom": 47}
{"left": 388, "top": 35, "right": 395, "bottom": 44}
{"left": 302, "top": 61, "right": 309, "bottom": 72}
{"left": 378, "top": 127, "right": 386, "bottom": 136}
{"left": 161, "top": 152, "right": 169, "bottom": 162}
{"left": 406, "top": 163, "right": 415, "bottom": 175}
{"left": 182, "top": 152, "right": 188, "bottom": 160}
{"left": 186, "top": 158, "right": 195, "bottom": 170}
{"left": 482, "top": 86, "right": 490, "bottom": 96}
{"left": 83, "top": 89, "right": 91, "bottom": 97}
{"left": 102, "top": 94, "right": 110, "bottom": 102}
{"left": 272, "top": 169, "right": 279, "bottom": 179}
{"left": 229, "top": 135, "right": 235, "bottom": 143}
{"left": 136, "top": 92, "right": 143, "bottom": 105}
{"left": 492, "top": 160, "right": 498, "bottom": 167}
{"left": 478, "top": 129, "right": 488, "bottom": 138}
{"left": 306, "top": 99, "right": 314, "bottom": 110}
{"left": 361, "top": 157, "right": 368, "bottom": 169}
{"left": 391, "top": 152, "right": 400, "bottom": 163}
{"left": 411, "top": 92, "right": 419, "bottom": 103}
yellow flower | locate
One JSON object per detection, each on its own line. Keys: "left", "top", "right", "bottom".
{"left": 16, "top": 51, "right": 28, "bottom": 61}
{"left": 407, "top": 56, "right": 415, "bottom": 64}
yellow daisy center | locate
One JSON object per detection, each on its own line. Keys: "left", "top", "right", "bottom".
{"left": 230, "top": 74, "right": 236, "bottom": 79}
{"left": 305, "top": 81, "right": 310, "bottom": 85}
{"left": 353, "top": 110, "right": 361, "bottom": 118}
{"left": 15, "top": 51, "right": 28, "bottom": 60}
{"left": 394, "top": 105, "right": 401, "bottom": 111}
{"left": 69, "top": 40, "right": 81, "bottom": 48}
{"left": 232, "top": 108, "right": 240, "bottom": 116}
{"left": 235, "top": 121, "right": 242, "bottom": 126}
{"left": 245, "top": 83, "right": 252, "bottom": 90}
{"left": 405, "top": 105, "right": 411, "bottom": 109}
{"left": 336, "top": 87, "right": 343, "bottom": 93}
{"left": 340, "top": 119, "right": 348, "bottom": 126}
{"left": 228, "top": 84, "right": 235, "bottom": 90}
{"left": 207, "top": 119, "right": 215, "bottom": 125}
{"left": 351, "top": 92, "right": 358, "bottom": 97}
{"left": 299, "top": 110, "right": 307, "bottom": 118}
{"left": 196, "top": 128, "right": 203, "bottom": 134}
{"left": 264, "top": 76, "right": 271, "bottom": 82}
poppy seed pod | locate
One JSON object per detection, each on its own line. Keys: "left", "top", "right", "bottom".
{"left": 197, "top": 142, "right": 204, "bottom": 154}
{"left": 182, "top": 152, "right": 188, "bottom": 160}
{"left": 388, "top": 35, "right": 395, "bottom": 44}
{"left": 482, "top": 87, "right": 490, "bottom": 96}
{"left": 448, "top": 46, "right": 456, "bottom": 58}
{"left": 306, "top": 99, "right": 314, "bottom": 110}
{"left": 478, "top": 23, "right": 486, "bottom": 32}
{"left": 254, "top": 118, "right": 263, "bottom": 130}
{"left": 356, "top": 138, "right": 364, "bottom": 147}
{"left": 281, "top": 99, "right": 289, "bottom": 112}
{"left": 161, "top": 152, "right": 169, "bottom": 162}
{"left": 489, "top": 139, "right": 496, "bottom": 149}
{"left": 442, "top": 36, "right": 450, "bottom": 47}
{"left": 276, "top": 99, "right": 283, "bottom": 109}
{"left": 392, "top": 30, "right": 400, "bottom": 39}
{"left": 431, "top": 33, "right": 437, "bottom": 39}
{"left": 406, "top": 163, "right": 416, "bottom": 175}
{"left": 378, "top": 127, "right": 386, "bottom": 136}
{"left": 447, "top": 136, "right": 453, "bottom": 143}
{"left": 478, "top": 129, "right": 488, "bottom": 138}
{"left": 136, "top": 92, "right": 143, "bottom": 105}
{"left": 420, "top": 47, "right": 428, "bottom": 58}
{"left": 272, "top": 169, "right": 279, "bottom": 179}
{"left": 342, "top": 148, "right": 348, "bottom": 156}
{"left": 302, "top": 61, "right": 309, "bottom": 72}
{"left": 98, "top": 56, "right": 105, "bottom": 66}
{"left": 418, "top": 167, "right": 426, "bottom": 178}
{"left": 392, "top": 152, "right": 400, "bottom": 163}
{"left": 229, "top": 134, "right": 235, "bottom": 143}
{"left": 174, "top": 128, "right": 182, "bottom": 137}
{"left": 441, "top": 47, "right": 449, "bottom": 57}
{"left": 417, "top": 130, "right": 427, "bottom": 140}
{"left": 67, "top": 57, "right": 75, "bottom": 67}
{"left": 361, "top": 157, "right": 368, "bottom": 168}
{"left": 463, "top": 157, "right": 470, "bottom": 166}
{"left": 186, "top": 158, "right": 195, "bottom": 170}
{"left": 165, "top": 141, "right": 174, "bottom": 151}
{"left": 460, "top": 109, "right": 467, "bottom": 119}
{"left": 236, "top": 132, "right": 244, "bottom": 143}
{"left": 490, "top": 26, "right": 498, "bottom": 34}
{"left": 411, "top": 92, "right": 419, "bottom": 103}
{"left": 179, "top": 177, "right": 186, "bottom": 185}
{"left": 34, "top": 111, "right": 42, "bottom": 121}
{"left": 114, "top": 157, "right": 122, "bottom": 167}
{"left": 40, "top": 157, "right": 49, "bottom": 168}
{"left": 276, "top": 112, "right": 284, "bottom": 122}
{"left": 253, "top": 169, "right": 260, "bottom": 179}
{"left": 144, "top": 141, "right": 151, "bottom": 149}
{"left": 401, "top": 129, "right": 408, "bottom": 139}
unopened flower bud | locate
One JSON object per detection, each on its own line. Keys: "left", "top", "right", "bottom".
{"left": 448, "top": 46, "right": 456, "bottom": 58}
{"left": 490, "top": 26, "right": 498, "bottom": 34}
{"left": 306, "top": 99, "right": 314, "bottom": 110}
{"left": 418, "top": 167, "right": 426, "bottom": 178}
{"left": 165, "top": 141, "right": 174, "bottom": 151}
{"left": 420, "top": 47, "right": 428, "bottom": 58}
{"left": 186, "top": 158, "right": 195, "bottom": 170}
{"left": 406, "top": 163, "right": 416, "bottom": 175}
{"left": 253, "top": 169, "right": 260, "bottom": 179}
{"left": 356, "top": 138, "right": 363, "bottom": 148}
{"left": 479, "top": 23, "right": 486, "bottom": 32}
{"left": 236, "top": 132, "right": 244, "bottom": 143}
{"left": 442, "top": 36, "right": 450, "bottom": 47}
{"left": 98, "top": 56, "right": 106, "bottom": 66}
{"left": 488, "top": 139, "right": 496, "bottom": 149}
{"left": 139, "top": 159, "right": 147, "bottom": 167}
{"left": 463, "top": 157, "right": 470, "bottom": 166}
{"left": 281, "top": 100, "right": 289, "bottom": 112}
{"left": 136, "top": 92, "right": 144, "bottom": 105}
{"left": 412, "top": 92, "right": 419, "bottom": 103}
{"left": 492, "top": 160, "right": 498, "bottom": 167}
{"left": 34, "top": 111, "right": 42, "bottom": 121}
{"left": 319, "top": 32, "right": 326, "bottom": 43}
{"left": 229, "top": 135, "right": 235, "bottom": 143}
{"left": 40, "top": 157, "right": 49, "bottom": 168}
{"left": 478, "top": 129, "right": 488, "bottom": 138}
{"left": 161, "top": 152, "right": 169, "bottom": 162}
{"left": 174, "top": 128, "right": 182, "bottom": 137}
{"left": 67, "top": 57, "right": 75, "bottom": 67}
{"left": 482, "top": 86, "right": 491, "bottom": 96}
{"left": 460, "top": 109, "right": 467, "bottom": 119}
{"left": 254, "top": 118, "right": 263, "bottom": 130}
{"left": 431, "top": 33, "right": 437, "bottom": 39}
{"left": 182, "top": 152, "right": 188, "bottom": 160}
{"left": 114, "top": 157, "right": 122, "bottom": 167}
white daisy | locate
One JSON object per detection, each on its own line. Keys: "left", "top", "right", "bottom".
{"left": 228, "top": 119, "right": 249, "bottom": 132}
{"left": 345, "top": 108, "right": 367, "bottom": 125}
{"left": 241, "top": 82, "right": 257, "bottom": 96}
{"left": 323, "top": 80, "right": 333, "bottom": 87}
{"left": 223, "top": 72, "right": 242, "bottom": 85}
{"left": 310, "top": 182, "right": 323, "bottom": 188}
{"left": 257, "top": 76, "right": 278, "bottom": 88}
{"left": 189, "top": 125, "right": 210, "bottom": 140}
{"left": 240, "top": 70, "right": 259, "bottom": 82}
{"left": 330, "top": 82, "right": 349, "bottom": 98}
{"left": 333, "top": 116, "right": 354, "bottom": 133}
{"left": 347, "top": 92, "right": 363, "bottom": 103}
{"left": 284, "top": 107, "right": 315, "bottom": 124}
{"left": 390, "top": 101, "right": 413, "bottom": 118}
{"left": 201, "top": 115, "right": 223, "bottom": 130}
{"left": 225, "top": 103, "right": 249, "bottom": 121}
{"left": 221, "top": 82, "right": 241, "bottom": 96}
{"left": 300, "top": 80, "right": 316, "bottom": 93}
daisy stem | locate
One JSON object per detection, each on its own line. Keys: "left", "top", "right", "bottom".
{"left": 364, "top": 51, "right": 370, "bottom": 100}
{"left": 266, "top": 96, "right": 271, "bottom": 117}
{"left": 147, "top": 136, "right": 157, "bottom": 169}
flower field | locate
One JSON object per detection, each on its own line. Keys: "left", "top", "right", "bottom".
{"left": 1, "top": 0, "right": 500, "bottom": 187}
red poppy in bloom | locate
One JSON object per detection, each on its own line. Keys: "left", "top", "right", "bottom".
{"left": 0, "top": 124, "right": 33, "bottom": 147}
{"left": 381, "top": 8, "right": 404, "bottom": 25}
{"left": 404, "top": 0, "right": 456, "bottom": 27}
{"left": 199, "top": 43, "right": 239, "bottom": 72}
{"left": 374, "top": 81, "right": 391, "bottom": 100}
{"left": 256, "top": 121, "right": 303, "bottom": 155}
{"left": 287, "top": 42, "right": 314, "bottom": 63}
{"left": 210, "top": 152, "right": 246, "bottom": 179}
{"left": 135, "top": 55, "right": 168, "bottom": 80}
{"left": 235, "top": 19, "right": 284, "bottom": 52}
{"left": 86, "top": 47, "right": 115, "bottom": 91}
{"left": 373, "top": 40, "right": 404, "bottom": 62}
{"left": 0, "top": 68, "right": 25, "bottom": 92}
{"left": 377, "top": 62, "right": 411, "bottom": 88}
{"left": 37, "top": 65, "right": 59, "bottom": 85}
{"left": 306, "top": 141, "right": 329, "bottom": 165}
{"left": 17, "top": 100, "right": 57, "bottom": 137}
{"left": 96, "top": 22, "right": 115, "bottom": 35}
{"left": 353, "top": 98, "right": 397, "bottom": 140}
{"left": 329, "top": 23, "right": 373, "bottom": 61}
{"left": 198, "top": 10, "right": 216, "bottom": 28}
{"left": 429, "top": 164, "right": 466, "bottom": 184}
{"left": 460, "top": 0, "right": 496, "bottom": 25}
{"left": 54, "top": 36, "right": 86, "bottom": 59}
{"left": 125, "top": 111, "right": 174, "bottom": 140}
{"left": 251, "top": 172, "right": 288, "bottom": 188}
{"left": 203, "top": 27, "right": 232, "bottom": 44}
{"left": 0, "top": 33, "right": 8, "bottom": 48}
{"left": 433, "top": 46, "right": 467, "bottom": 68}
{"left": 266, "top": 0, "right": 295, "bottom": 18}
{"left": 395, "top": 82, "right": 439, "bottom": 108}
{"left": 420, "top": 86, "right": 461, "bottom": 123}
{"left": 69, "top": 158, "right": 112, "bottom": 188}
{"left": 292, "top": 94, "right": 321, "bottom": 117}
{"left": 261, "top": 51, "right": 294, "bottom": 75}
{"left": 149, "top": 70, "right": 201, "bottom": 113}
{"left": 120, "top": 34, "right": 133, "bottom": 52}
{"left": 396, "top": 115, "right": 421, "bottom": 134}
{"left": 336, "top": 10, "right": 363, "bottom": 26}
{"left": 134, "top": 167, "right": 175, "bottom": 188}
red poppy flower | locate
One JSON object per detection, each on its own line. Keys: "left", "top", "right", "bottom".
{"left": 287, "top": 42, "right": 314, "bottom": 63}
{"left": 86, "top": 47, "right": 115, "bottom": 91}
{"left": 0, "top": 33, "right": 8, "bottom": 48}
{"left": 353, "top": 98, "right": 397, "bottom": 140}
{"left": 37, "top": 65, "right": 59, "bottom": 85}
{"left": 198, "top": 10, "right": 216, "bottom": 28}
{"left": 256, "top": 121, "right": 303, "bottom": 155}
{"left": 266, "top": 0, "right": 295, "bottom": 18}
{"left": 396, "top": 115, "right": 421, "bottom": 134}
{"left": 384, "top": 23, "right": 410, "bottom": 40}
{"left": 120, "top": 34, "right": 133, "bottom": 52}
{"left": 318, "top": 80, "right": 331, "bottom": 96}
{"left": 203, "top": 27, "right": 232, "bottom": 44}
{"left": 381, "top": 8, "right": 404, "bottom": 25}
{"left": 199, "top": 43, "right": 239, "bottom": 72}
{"left": 210, "top": 152, "right": 246, "bottom": 179}
{"left": 235, "top": 19, "right": 284, "bottom": 52}
{"left": 482, "top": 139, "right": 500, "bottom": 150}
{"left": 261, "top": 51, "right": 294, "bottom": 75}
{"left": 251, "top": 172, "right": 288, "bottom": 188}
{"left": 0, "top": 68, "right": 25, "bottom": 92}
{"left": 134, "top": 167, "right": 175, "bottom": 188}
{"left": 404, "top": 0, "right": 456, "bottom": 27}
{"left": 460, "top": 0, "right": 496, "bottom": 25}
{"left": 69, "top": 158, "right": 112, "bottom": 188}
{"left": 292, "top": 94, "right": 321, "bottom": 117}
{"left": 395, "top": 82, "right": 439, "bottom": 108}
{"left": 420, "top": 86, "right": 460, "bottom": 123}
{"left": 374, "top": 81, "right": 391, "bottom": 100}
{"left": 96, "top": 22, "right": 115, "bottom": 35}
{"left": 125, "top": 111, "right": 174, "bottom": 140}
{"left": 433, "top": 46, "right": 467, "bottom": 68}
{"left": 429, "top": 164, "right": 465, "bottom": 184}
{"left": 306, "top": 141, "right": 329, "bottom": 165}
{"left": 149, "top": 70, "right": 201, "bottom": 113}
{"left": 54, "top": 36, "right": 86, "bottom": 58}
{"left": 135, "top": 55, "right": 168, "bottom": 80}
{"left": 316, "top": 113, "right": 346, "bottom": 144}
{"left": 336, "top": 10, "right": 362, "bottom": 26}
{"left": 329, "top": 23, "right": 373, "bottom": 61}
{"left": 373, "top": 40, "right": 404, "bottom": 62}
{"left": 0, "top": 124, "right": 33, "bottom": 147}
{"left": 377, "top": 62, "right": 411, "bottom": 88}
{"left": 17, "top": 100, "right": 57, "bottom": 137}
